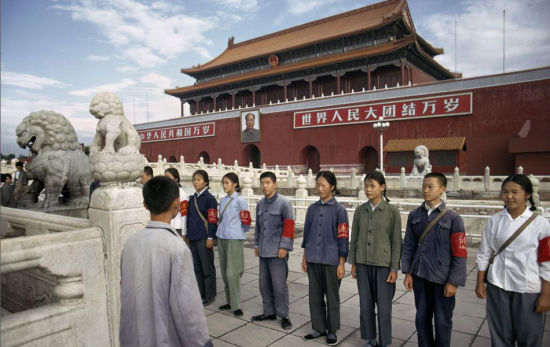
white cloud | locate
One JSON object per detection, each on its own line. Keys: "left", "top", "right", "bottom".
{"left": 286, "top": 0, "right": 343, "bottom": 15}
{"left": 116, "top": 65, "right": 139, "bottom": 73}
{"left": 87, "top": 55, "right": 110, "bottom": 61}
{"left": 1, "top": 71, "right": 69, "bottom": 90}
{"left": 209, "top": 0, "right": 259, "bottom": 12}
{"left": 69, "top": 78, "right": 136, "bottom": 97}
{"left": 140, "top": 73, "right": 172, "bottom": 90}
{"left": 53, "top": 0, "right": 216, "bottom": 68}
{"left": 418, "top": 0, "right": 550, "bottom": 77}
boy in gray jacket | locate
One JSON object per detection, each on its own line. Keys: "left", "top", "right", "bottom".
{"left": 120, "top": 176, "right": 212, "bottom": 347}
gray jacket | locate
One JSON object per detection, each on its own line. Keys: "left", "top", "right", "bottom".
{"left": 255, "top": 193, "right": 294, "bottom": 257}
{"left": 120, "top": 221, "right": 212, "bottom": 347}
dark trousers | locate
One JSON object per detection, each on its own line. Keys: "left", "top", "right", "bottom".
{"left": 259, "top": 256, "right": 289, "bottom": 318}
{"left": 412, "top": 275, "right": 455, "bottom": 347}
{"left": 486, "top": 283, "right": 544, "bottom": 347}
{"left": 189, "top": 239, "right": 216, "bottom": 300}
{"left": 356, "top": 264, "right": 395, "bottom": 345}
{"left": 307, "top": 262, "right": 341, "bottom": 334}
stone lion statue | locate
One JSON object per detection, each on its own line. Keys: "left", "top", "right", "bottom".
{"left": 411, "top": 145, "right": 430, "bottom": 176}
{"left": 89, "top": 92, "right": 140, "bottom": 155}
{"left": 88, "top": 92, "right": 145, "bottom": 182}
{"left": 15, "top": 111, "right": 92, "bottom": 209}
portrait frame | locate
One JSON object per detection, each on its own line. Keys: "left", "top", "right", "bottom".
{"left": 240, "top": 109, "right": 261, "bottom": 143}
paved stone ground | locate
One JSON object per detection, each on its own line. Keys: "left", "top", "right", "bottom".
{"left": 204, "top": 236, "right": 549, "bottom": 346}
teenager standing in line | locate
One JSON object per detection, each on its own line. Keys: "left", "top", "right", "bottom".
{"left": 349, "top": 171, "right": 402, "bottom": 347}
{"left": 301, "top": 171, "right": 349, "bottom": 346}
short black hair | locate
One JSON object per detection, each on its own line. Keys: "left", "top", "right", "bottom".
{"left": 143, "top": 166, "right": 153, "bottom": 177}
{"left": 143, "top": 176, "right": 180, "bottom": 215}
{"left": 502, "top": 174, "right": 537, "bottom": 211}
{"left": 15, "top": 161, "right": 24, "bottom": 168}
{"left": 222, "top": 172, "right": 241, "bottom": 193}
{"left": 260, "top": 171, "right": 277, "bottom": 183}
{"left": 165, "top": 167, "right": 181, "bottom": 186}
{"left": 1, "top": 173, "right": 12, "bottom": 182}
{"left": 316, "top": 170, "right": 340, "bottom": 195}
{"left": 245, "top": 113, "right": 255, "bottom": 120}
{"left": 424, "top": 172, "right": 447, "bottom": 188}
{"left": 193, "top": 169, "right": 210, "bottom": 187}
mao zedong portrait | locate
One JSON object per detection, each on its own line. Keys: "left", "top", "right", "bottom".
{"left": 241, "top": 112, "right": 261, "bottom": 143}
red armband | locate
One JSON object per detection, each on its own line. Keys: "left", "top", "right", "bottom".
{"left": 451, "top": 233, "right": 467, "bottom": 258}
{"left": 207, "top": 208, "right": 218, "bottom": 224}
{"left": 539, "top": 236, "right": 550, "bottom": 263}
{"left": 282, "top": 219, "right": 295, "bottom": 239}
{"left": 180, "top": 200, "right": 188, "bottom": 216}
{"left": 239, "top": 210, "right": 251, "bottom": 226}
{"left": 337, "top": 223, "right": 349, "bottom": 239}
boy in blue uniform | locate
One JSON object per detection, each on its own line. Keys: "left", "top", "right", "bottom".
{"left": 252, "top": 172, "right": 295, "bottom": 330}
{"left": 401, "top": 172, "right": 467, "bottom": 347}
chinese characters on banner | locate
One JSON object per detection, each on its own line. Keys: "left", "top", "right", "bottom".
{"left": 138, "top": 122, "right": 215, "bottom": 143}
{"left": 293, "top": 93, "right": 472, "bottom": 129}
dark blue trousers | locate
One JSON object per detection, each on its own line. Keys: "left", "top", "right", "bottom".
{"left": 412, "top": 275, "right": 455, "bottom": 347}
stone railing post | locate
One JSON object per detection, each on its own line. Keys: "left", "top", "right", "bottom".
{"left": 233, "top": 160, "right": 240, "bottom": 174}
{"left": 0, "top": 159, "right": 6, "bottom": 174}
{"left": 295, "top": 175, "right": 308, "bottom": 223}
{"left": 399, "top": 167, "right": 406, "bottom": 188}
{"left": 218, "top": 158, "right": 224, "bottom": 176}
{"left": 351, "top": 168, "right": 357, "bottom": 189}
{"left": 275, "top": 164, "right": 280, "bottom": 177}
{"left": 179, "top": 155, "right": 185, "bottom": 176}
{"left": 484, "top": 166, "right": 491, "bottom": 191}
{"left": 517, "top": 166, "right": 524, "bottom": 174}
{"left": 529, "top": 174, "right": 540, "bottom": 208}
{"left": 307, "top": 168, "right": 314, "bottom": 187}
{"left": 241, "top": 175, "right": 253, "bottom": 197}
{"left": 453, "top": 167, "right": 460, "bottom": 190}
{"left": 262, "top": 163, "right": 267, "bottom": 172}
{"left": 157, "top": 154, "right": 164, "bottom": 175}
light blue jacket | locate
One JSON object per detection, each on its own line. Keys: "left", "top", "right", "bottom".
{"left": 216, "top": 192, "right": 250, "bottom": 239}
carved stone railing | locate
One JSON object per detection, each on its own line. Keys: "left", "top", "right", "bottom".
{"left": 0, "top": 207, "right": 90, "bottom": 238}
{"left": 1, "top": 225, "right": 112, "bottom": 346}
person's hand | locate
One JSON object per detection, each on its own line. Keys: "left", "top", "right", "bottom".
{"left": 254, "top": 247, "right": 259, "bottom": 257}
{"left": 301, "top": 253, "right": 307, "bottom": 273}
{"left": 444, "top": 283, "right": 457, "bottom": 297}
{"left": 536, "top": 293, "right": 550, "bottom": 312}
{"left": 337, "top": 263, "right": 345, "bottom": 279}
{"left": 386, "top": 270, "right": 397, "bottom": 284}
{"left": 278, "top": 248, "right": 287, "bottom": 259}
{"left": 475, "top": 281, "right": 487, "bottom": 299}
{"left": 351, "top": 264, "right": 357, "bottom": 279}
{"left": 205, "top": 239, "right": 214, "bottom": 249}
{"left": 404, "top": 273, "right": 413, "bottom": 291}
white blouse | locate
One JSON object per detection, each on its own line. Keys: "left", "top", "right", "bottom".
{"left": 477, "top": 208, "right": 550, "bottom": 293}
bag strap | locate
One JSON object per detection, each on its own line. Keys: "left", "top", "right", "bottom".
{"left": 218, "top": 197, "right": 235, "bottom": 225}
{"left": 418, "top": 208, "right": 448, "bottom": 244}
{"left": 193, "top": 194, "right": 209, "bottom": 231}
{"left": 488, "top": 211, "right": 538, "bottom": 265}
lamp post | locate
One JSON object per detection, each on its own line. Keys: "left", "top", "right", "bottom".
{"left": 373, "top": 117, "right": 390, "bottom": 174}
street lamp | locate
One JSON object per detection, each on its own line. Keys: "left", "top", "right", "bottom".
{"left": 373, "top": 117, "right": 390, "bottom": 174}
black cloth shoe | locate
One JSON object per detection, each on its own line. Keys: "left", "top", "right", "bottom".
{"left": 326, "top": 333, "right": 338, "bottom": 345}
{"left": 218, "top": 304, "right": 231, "bottom": 310}
{"left": 251, "top": 313, "right": 277, "bottom": 321}
{"left": 233, "top": 309, "right": 243, "bottom": 316}
{"left": 281, "top": 317, "right": 292, "bottom": 330}
{"left": 202, "top": 297, "right": 215, "bottom": 306}
{"left": 303, "top": 331, "right": 326, "bottom": 341}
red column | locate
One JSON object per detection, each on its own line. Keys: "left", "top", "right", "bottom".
{"left": 337, "top": 71, "right": 341, "bottom": 93}
{"left": 284, "top": 82, "right": 288, "bottom": 101}
{"left": 367, "top": 69, "right": 372, "bottom": 90}
{"left": 196, "top": 98, "right": 200, "bottom": 114}
{"left": 252, "top": 89, "right": 256, "bottom": 106}
{"left": 213, "top": 95, "right": 217, "bottom": 111}
{"left": 401, "top": 59, "right": 405, "bottom": 85}
{"left": 309, "top": 76, "right": 313, "bottom": 98}
{"left": 231, "top": 93, "right": 236, "bottom": 109}
{"left": 180, "top": 98, "right": 184, "bottom": 117}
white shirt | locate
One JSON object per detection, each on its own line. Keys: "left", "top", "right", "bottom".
{"left": 424, "top": 201, "right": 443, "bottom": 216}
{"left": 170, "top": 187, "right": 188, "bottom": 235}
{"left": 476, "top": 208, "right": 550, "bottom": 293}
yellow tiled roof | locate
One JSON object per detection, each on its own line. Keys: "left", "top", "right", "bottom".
{"left": 384, "top": 137, "right": 466, "bottom": 152}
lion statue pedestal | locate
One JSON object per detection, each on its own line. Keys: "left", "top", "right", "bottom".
{"left": 87, "top": 92, "right": 145, "bottom": 184}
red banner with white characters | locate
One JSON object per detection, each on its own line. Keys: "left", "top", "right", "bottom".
{"left": 293, "top": 93, "right": 472, "bottom": 129}
{"left": 138, "top": 122, "right": 215, "bottom": 143}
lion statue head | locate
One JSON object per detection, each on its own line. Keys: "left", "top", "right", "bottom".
{"left": 411, "top": 144, "right": 430, "bottom": 176}
{"left": 16, "top": 111, "right": 80, "bottom": 155}
{"left": 89, "top": 91, "right": 124, "bottom": 119}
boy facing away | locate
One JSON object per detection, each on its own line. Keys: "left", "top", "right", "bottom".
{"left": 401, "top": 172, "right": 467, "bottom": 347}
{"left": 120, "top": 176, "right": 212, "bottom": 347}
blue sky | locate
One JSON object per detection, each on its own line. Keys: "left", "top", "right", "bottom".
{"left": 2, "top": 0, "right": 549, "bottom": 155}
